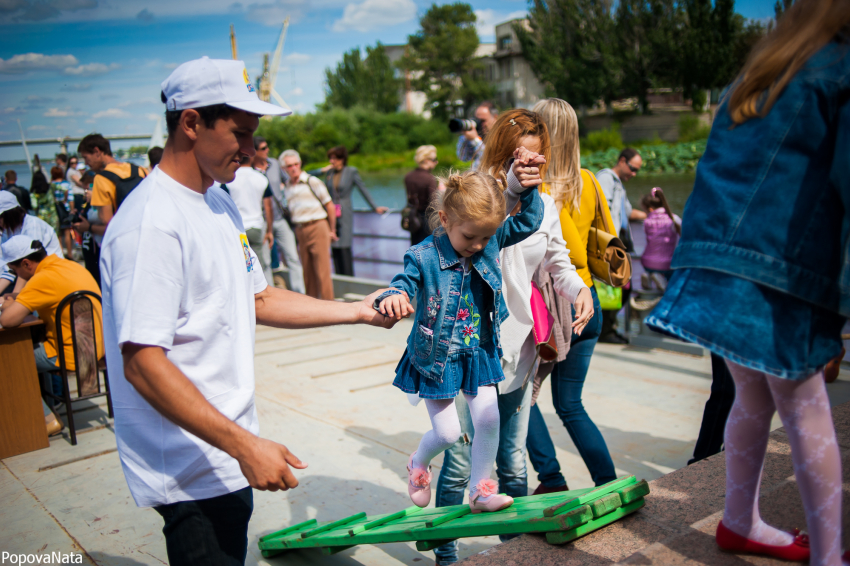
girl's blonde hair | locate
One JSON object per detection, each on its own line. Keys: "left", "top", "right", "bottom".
{"left": 479, "top": 108, "right": 550, "bottom": 183}
{"left": 533, "top": 98, "right": 582, "bottom": 212}
{"left": 728, "top": 0, "right": 850, "bottom": 124}
{"left": 429, "top": 170, "right": 506, "bottom": 232}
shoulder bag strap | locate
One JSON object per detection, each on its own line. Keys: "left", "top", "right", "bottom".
{"left": 585, "top": 169, "right": 612, "bottom": 234}
{"left": 304, "top": 175, "right": 328, "bottom": 208}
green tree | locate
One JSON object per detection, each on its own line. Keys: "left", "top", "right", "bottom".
{"left": 324, "top": 43, "right": 401, "bottom": 113}
{"left": 515, "top": 0, "right": 618, "bottom": 111}
{"left": 398, "top": 3, "right": 492, "bottom": 121}
{"left": 774, "top": 0, "right": 794, "bottom": 20}
{"left": 615, "top": 0, "right": 685, "bottom": 113}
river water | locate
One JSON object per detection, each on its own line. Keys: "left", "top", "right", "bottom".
{"left": 357, "top": 170, "right": 696, "bottom": 216}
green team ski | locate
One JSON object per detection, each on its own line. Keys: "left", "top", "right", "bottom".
{"left": 259, "top": 475, "right": 650, "bottom": 558}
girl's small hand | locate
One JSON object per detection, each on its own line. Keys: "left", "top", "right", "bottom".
{"left": 379, "top": 293, "right": 413, "bottom": 320}
{"left": 512, "top": 147, "right": 546, "bottom": 190}
{"left": 571, "top": 287, "right": 594, "bottom": 335}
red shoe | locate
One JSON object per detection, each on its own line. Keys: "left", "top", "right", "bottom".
{"left": 716, "top": 521, "right": 809, "bottom": 562}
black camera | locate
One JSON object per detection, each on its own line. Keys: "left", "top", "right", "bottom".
{"left": 448, "top": 117, "right": 482, "bottom": 133}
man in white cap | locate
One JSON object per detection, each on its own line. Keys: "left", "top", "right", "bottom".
{"left": 99, "top": 57, "right": 404, "bottom": 566}
{"left": 0, "top": 236, "right": 103, "bottom": 408}
{"left": 0, "top": 191, "right": 64, "bottom": 296}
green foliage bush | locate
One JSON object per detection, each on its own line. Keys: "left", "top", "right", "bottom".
{"left": 257, "top": 107, "right": 455, "bottom": 167}
{"left": 678, "top": 114, "right": 713, "bottom": 142}
{"left": 581, "top": 140, "right": 706, "bottom": 174}
{"left": 580, "top": 124, "right": 623, "bottom": 154}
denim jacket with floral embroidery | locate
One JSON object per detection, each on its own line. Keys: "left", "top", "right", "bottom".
{"left": 375, "top": 188, "right": 543, "bottom": 384}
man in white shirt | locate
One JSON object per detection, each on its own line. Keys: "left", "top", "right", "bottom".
{"left": 226, "top": 161, "right": 274, "bottom": 284}
{"left": 100, "top": 57, "right": 403, "bottom": 566}
{"left": 281, "top": 149, "right": 336, "bottom": 300}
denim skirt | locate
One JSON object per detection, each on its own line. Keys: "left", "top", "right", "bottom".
{"left": 393, "top": 341, "right": 504, "bottom": 399}
{"left": 646, "top": 268, "right": 845, "bottom": 380}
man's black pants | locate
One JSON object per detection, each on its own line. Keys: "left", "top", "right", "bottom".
{"left": 689, "top": 353, "right": 736, "bottom": 465}
{"left": 154, "top": 487, "right": 253, "bottom": 566}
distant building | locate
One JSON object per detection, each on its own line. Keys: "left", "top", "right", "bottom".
{"left": 384, "top": 18, "right": 545, "bottom": 116}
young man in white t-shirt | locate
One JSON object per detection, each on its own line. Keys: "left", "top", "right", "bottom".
{"left": 226, "top": 161, "right": 274, "bottom": 284}
{"left": 99, "top": 57, "right": 404, "bottom": 566}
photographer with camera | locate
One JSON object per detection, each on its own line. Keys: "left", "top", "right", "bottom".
{"left": 453, "top": 101, "right": 498, "bottom": 171}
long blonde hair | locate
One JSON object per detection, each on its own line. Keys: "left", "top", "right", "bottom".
{"left": 728, "top": 0, "right": 850, "bottom": 124}
{"left": 429, "top": 170, "right": 506, "bottom": 232}
{"left": 533, "top": 98, "right": 582, "bottom": 212}
{"left": 479, "top": 108, "right": 550, "bottom": 183}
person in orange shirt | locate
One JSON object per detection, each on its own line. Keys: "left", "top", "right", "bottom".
{"left": 78, "top": 134, "right": 147, "bottom": 235}
{"left": 0, "top": 236, "right": 104, "bottom": 408}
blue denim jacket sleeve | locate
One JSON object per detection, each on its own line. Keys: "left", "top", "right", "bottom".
{"left": 496, "top": 187, "right": 543, "bottom": 249}
{"left": 373, "top": 248, "right": 423, "bottom": 310}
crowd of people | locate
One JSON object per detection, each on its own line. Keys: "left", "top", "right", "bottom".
{"left": 0, "top": 4, "right": 847, "bottom": 564}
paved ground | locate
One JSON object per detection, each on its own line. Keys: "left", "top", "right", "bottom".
{"left": 3, "top": 319, "right": 850, "bottom": 565}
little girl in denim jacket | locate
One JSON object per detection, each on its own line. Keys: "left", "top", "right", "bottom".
{"left": 375, "top": 147, "right": 546, "bottom": 513}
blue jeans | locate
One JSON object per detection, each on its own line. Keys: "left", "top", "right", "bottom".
{"left": 154, "top": 487, "right": 253, "bottom": 566}
{"left": 433, "top": 384, "right": 533, "bottom": 564}
{"left": 34, "top": 342, "right": 63, "bottom": 406}
{"left": 526, "top": 287, "right": 617, "bottom": 488}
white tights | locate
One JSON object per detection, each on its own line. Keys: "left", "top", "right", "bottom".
{"left": 413, "top": 385, "right": 500, "bottom": 492}
{"left": 725, "top": 362, "right": 842, "bottom": 566}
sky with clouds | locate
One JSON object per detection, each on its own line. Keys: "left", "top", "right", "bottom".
{"left": 0, "top": 0, "right": 775, "bottom": 161}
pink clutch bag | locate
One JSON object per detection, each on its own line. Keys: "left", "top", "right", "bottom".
{"left": 530, "top": 281, "right": 557, "bottom": 362}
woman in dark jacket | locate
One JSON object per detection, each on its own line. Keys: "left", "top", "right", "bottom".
{"left": 313, "top": 146, "right": 387, "bottom": 276}
{"left": 404, "top": 145, "right": 440, "bottom": 246}
{"left": 647, "top": 2, "right": 850, "bottom": 562}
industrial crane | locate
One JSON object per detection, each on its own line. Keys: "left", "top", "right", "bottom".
{"left": 229, "top": 19, "right": 291, "bottom": 111}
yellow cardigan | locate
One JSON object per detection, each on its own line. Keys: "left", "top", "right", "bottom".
{"left": 541, "top": 169, "right": 616, "bottom": 287}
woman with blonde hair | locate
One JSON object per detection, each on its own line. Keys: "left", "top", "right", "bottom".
{"left": 523, "top": 97, "right": 620, "bottom": 494}
{"left": 404, "top": 145, "right": 440, "bottom": 245}
{"left": 647, "top": 1, "right": 850, "bottom": 562}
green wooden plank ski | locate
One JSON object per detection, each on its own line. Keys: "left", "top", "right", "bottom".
{"left": 258, "top": 475, "right": 650, "bottom": 556}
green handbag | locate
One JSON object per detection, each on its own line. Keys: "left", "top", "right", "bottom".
{"left": 594, "top": 279, "right": 623, "bottom": 311}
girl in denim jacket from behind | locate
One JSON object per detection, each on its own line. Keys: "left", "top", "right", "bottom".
{"left": 375, "top": 147, "right": 545, "bottom": 513}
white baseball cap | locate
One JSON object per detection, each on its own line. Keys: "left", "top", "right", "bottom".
{"left": 161, "top": 56, "right": 291, "bottom": 117}
{"left": 1, "top": 235, "right": 40, "bottom": 265}
{"left": 0, "top": 191, "right": 20, "bottom": 214}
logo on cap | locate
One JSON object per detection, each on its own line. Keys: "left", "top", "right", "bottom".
{"left": 243, "top": 68, "right": 255, "bottom": 93}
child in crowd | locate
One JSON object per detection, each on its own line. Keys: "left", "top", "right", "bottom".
{"left": 639, "top": 187, "right": 681, "bottom": 290}
{"left": 375, "top": 148, "right": 545, "bottom": 513}
{"left": 49, "top": 165, "right": 74, "bottom": 258}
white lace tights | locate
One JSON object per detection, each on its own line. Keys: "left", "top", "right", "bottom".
{"left": 725, "top": 362, "right": 842, "bottom": 566}
{"left": 413, "top": 385, "right": 500, "bottom": 491}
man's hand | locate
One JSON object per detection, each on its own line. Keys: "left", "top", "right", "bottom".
{"left": 234, "top": 436, "right": 308, "bottom": 491}
{"left": 463, "top": 126, "right": 479, "bottom": 141}
{"left": 571, "top": 287, "right": 594, "bottom": 336}
{"left": 512, "top": 147, "right": 546, "bottom": 190}
{"left": 71, "top": 218, "right": 90, "bottom": 235}
{"left": 375, "top": 206, "right": 389, "bottom": 214}
{"left": 264, "top": 230, "right": 274, "bottom": 248}
{"left": 329, "top": 231, "right": 340, "bottom": 242}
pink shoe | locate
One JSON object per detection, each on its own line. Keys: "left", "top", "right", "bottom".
{"left": 407, "top": 452, "right": 432, "bottom": 508}
{"left": 469, "top": 479, "right": 514, "bottom": 513}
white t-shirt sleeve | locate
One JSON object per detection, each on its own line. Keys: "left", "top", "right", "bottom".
{"left": 112, "top": 224, "right": 184, "bottom": 351}
{"left": 249, "top": 245, "right": 269, "bottom": 294}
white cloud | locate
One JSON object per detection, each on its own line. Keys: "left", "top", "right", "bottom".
{"left": 0, "top": 53, "right": 78, "bottom": 74}
{"left": 118, "top": 97, "right": 160, "bottom": 108}
{"left": 43, "top": 107, "right": 83, "bottom": 117}
{"left": 27, "top": 124, "right": 48, "bottom": 131}
{"left": 163, "top": 62, "right": 179, "bottom": 69}
{"left": 64, "top": 62, "right": 121, "bottom": 76}
{"left": 474, "top": 9, "right": 526, "bottom": 40}
{"left": 145, "top": 113, "right": 161, "bottom": 120}
{"left": 85, "top": 118, "right": 96, "bottom": 123}
{"left": 332, "top": 0, "right": 415, "bottom": 32}
{"left": 92, "top": 108, "right": 131, "bottom": 119}
{"left": 285, "top": 53, "right": 311, "bottom": 64}
{"left": 2, "top": 107, "right": 25, "bottom": 114}
{"left": 60, "top": 82, "right": 92, "bottom": 92}
{"left": 289, "top": 87, "right": 303, "bottom": 96}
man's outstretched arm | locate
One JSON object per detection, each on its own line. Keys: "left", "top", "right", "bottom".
{"left": 122, "top": 343, "right": 307, "bottom": 491}
{"left": 254, "top": 286, "right": 405, "bottom": 329}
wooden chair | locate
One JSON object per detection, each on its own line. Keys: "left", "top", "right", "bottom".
{"left": 48, "top": 290, "right": 113, "bottom": 445}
